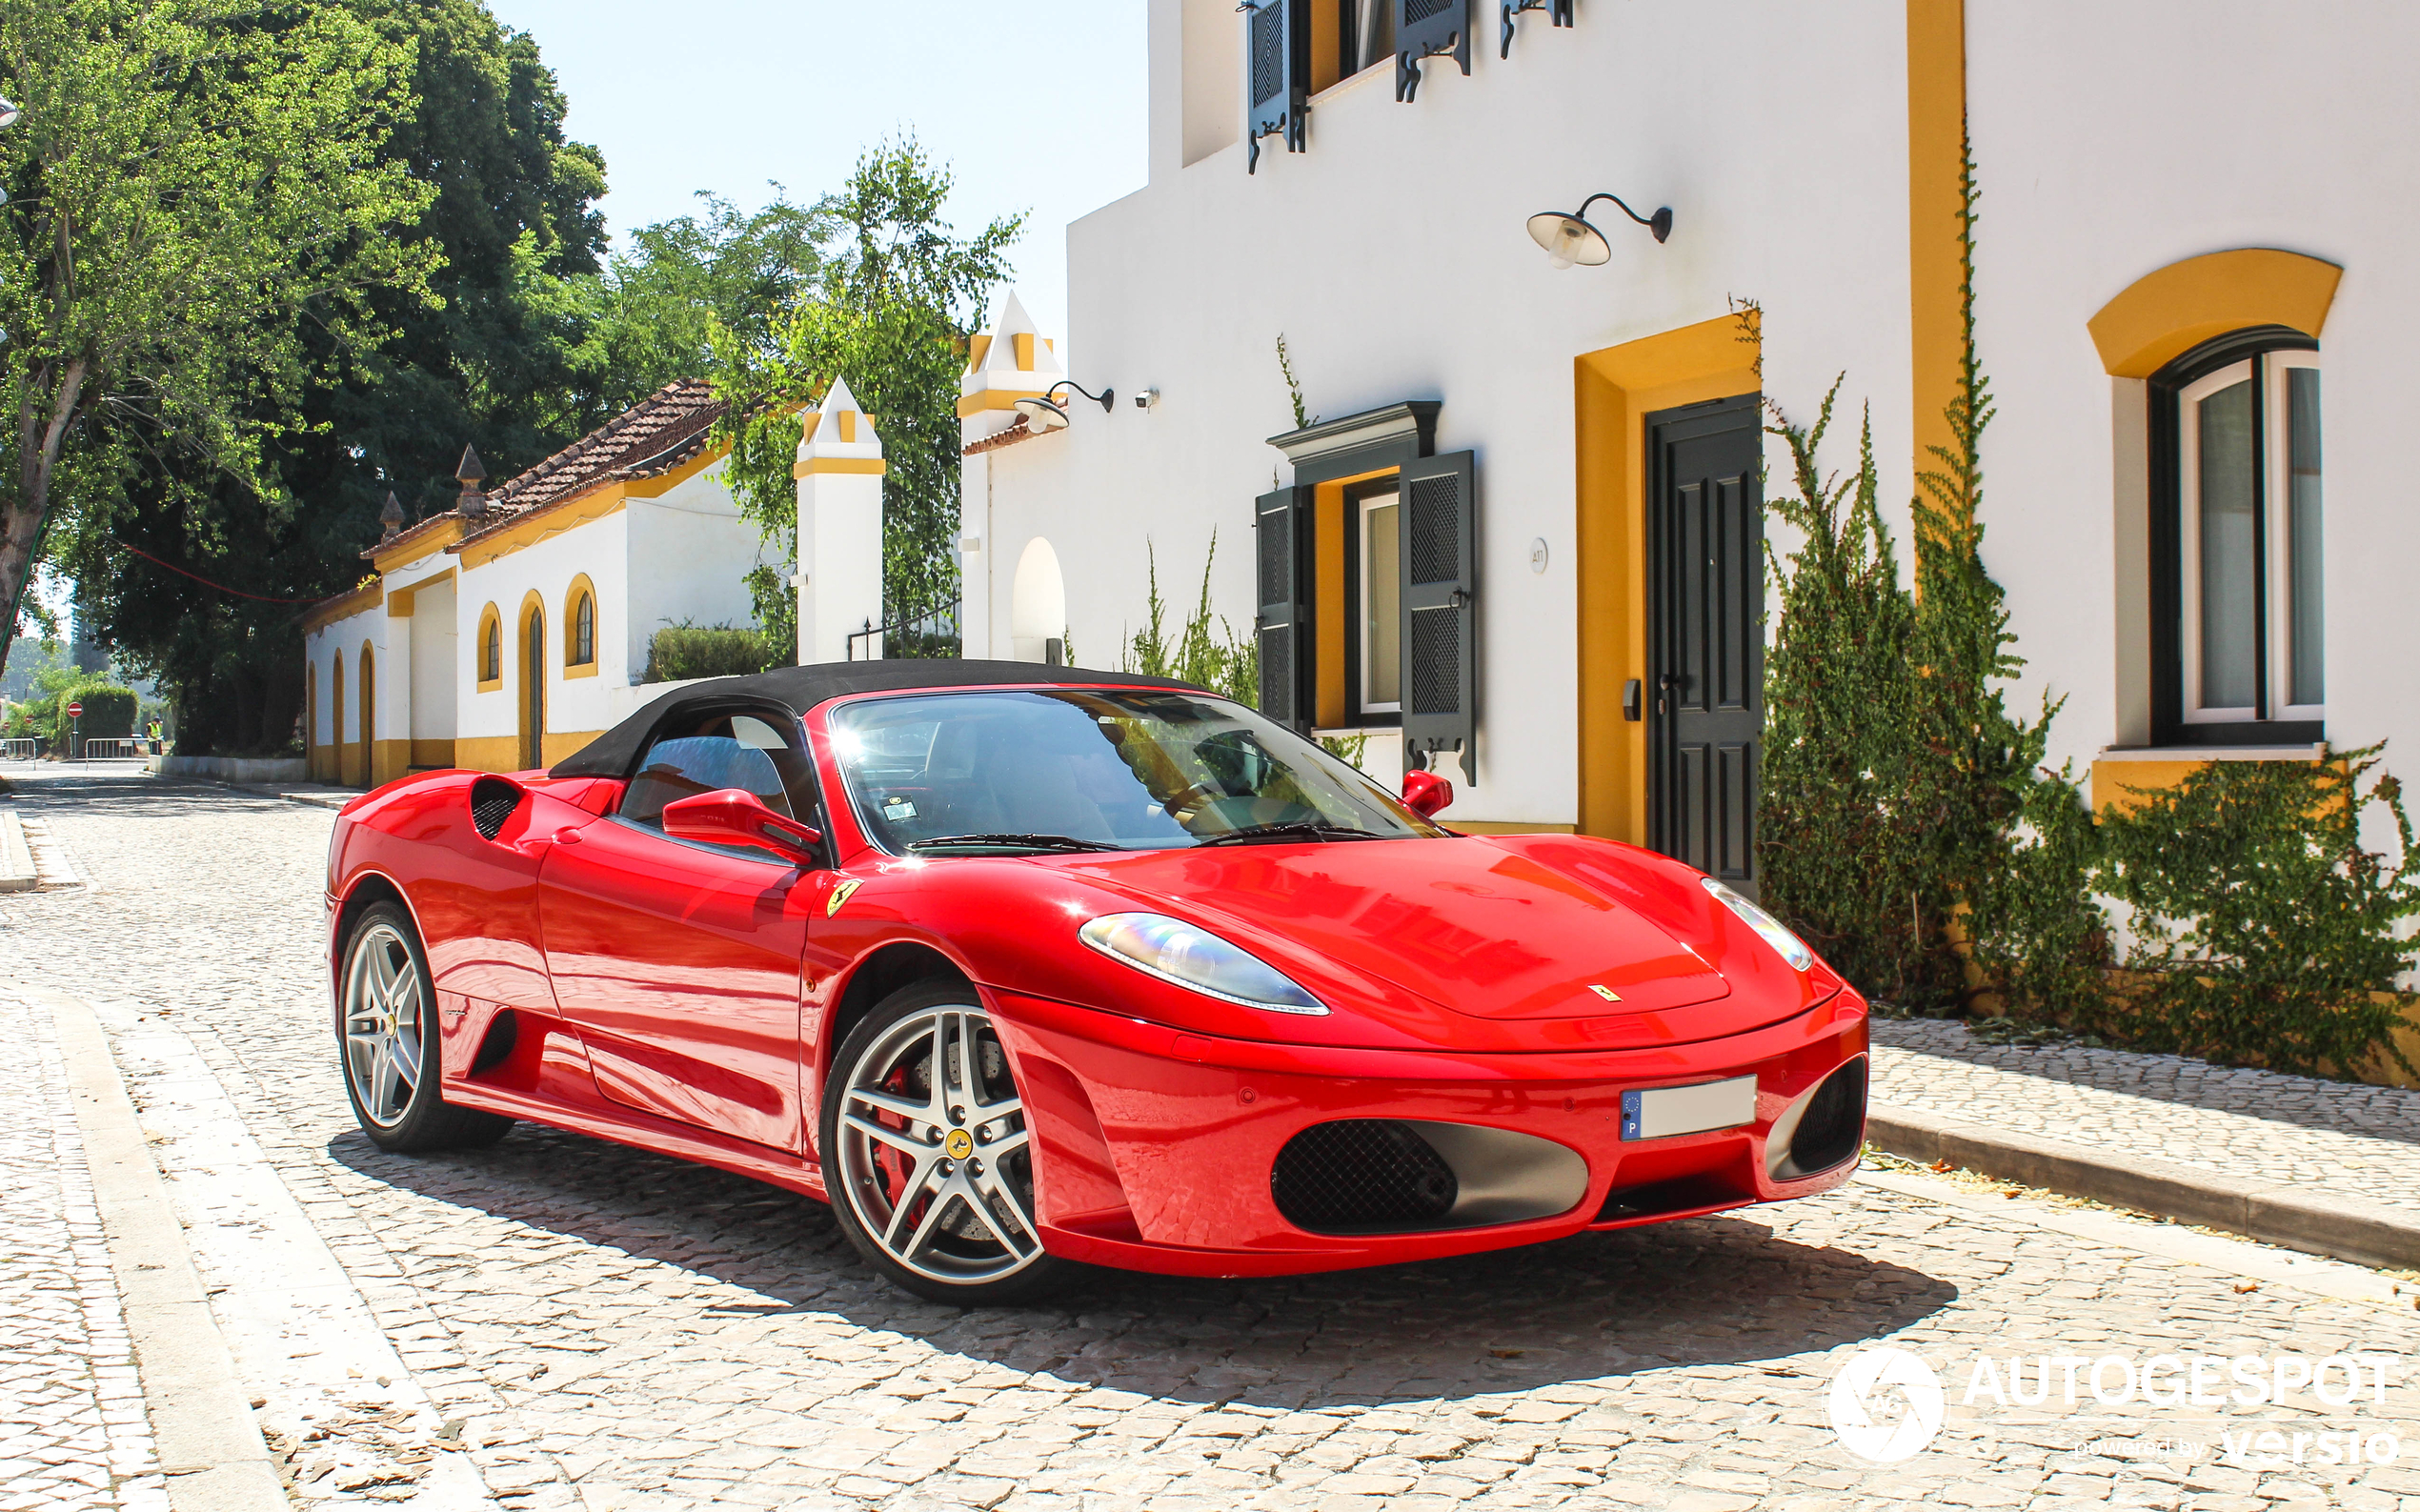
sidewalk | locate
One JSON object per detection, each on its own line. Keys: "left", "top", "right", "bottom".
{"left": 1869, "top": 1017, "right": 2420, "bottom": 1269}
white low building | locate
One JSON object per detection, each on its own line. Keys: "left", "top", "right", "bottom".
{"left": 958, "top": 0, "right": 2415, "bottom": 885}
{"left": 300, "top": 380, "right": 767, "bottom": 784}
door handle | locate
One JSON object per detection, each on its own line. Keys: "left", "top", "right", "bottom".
{"left": 554, "top": 828, "right": 585, "bottom": 846}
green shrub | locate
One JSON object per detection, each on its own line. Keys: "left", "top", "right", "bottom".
{"left": 643, "top": 624, "right": 778, "bottom": 683}
{"left": 48, "top": 683, "right": 138, "bottom": 754}
{"left": 1120, "top": 533, "right": 1257, "bottom": 707}
{"left": 2086, "top": 748, "right": 2420, "bottom": 1079}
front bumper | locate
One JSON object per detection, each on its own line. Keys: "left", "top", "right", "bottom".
{"left": 987, "top": 986, "right": 1869, "bottom": 1278}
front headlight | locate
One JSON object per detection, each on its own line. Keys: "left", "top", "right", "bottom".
{"left": 1701, "top": 877, "right": 1815, "bottom": 972}
{"left": 1078, "top": 913, "right": 1329, "bottom": 1015}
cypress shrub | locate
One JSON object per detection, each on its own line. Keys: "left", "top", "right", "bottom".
{"left": 643, "top": 624, "right": 778, "bottom": 683}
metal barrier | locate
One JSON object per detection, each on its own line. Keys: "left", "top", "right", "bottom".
{"left": 845, "top": 599, "right": 963, "bottom": 662}
{"left": 0, "top": 738, "right": 36, "bottom": 761}
{"left": 79, "top": 737, "right": 151, "bottom": 760}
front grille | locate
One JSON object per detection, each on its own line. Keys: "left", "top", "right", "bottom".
{"left": 1593, "top": 1172, "right": 1744, "bottom": 1224}
{"left": 470, "top": 776, "right": 523, "bottom": 840}
{"left": 1272, "top": 1119, "right": 1458, "bottom": 1233}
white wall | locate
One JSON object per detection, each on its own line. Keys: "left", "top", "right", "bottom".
{"left": 623, "top": 462, "right": 768, "bottom": 675}
{"left": 988, "top": 1, "right": 1913, "bottom": 823}
{"left": 408, "top": 576, "right": 457, "bottom": 742}
{"left": 455, "top": 513, "right": 630, "bottom": 747}
{"left": 1968, "top": 4, "right": 2420, "bottom": 795}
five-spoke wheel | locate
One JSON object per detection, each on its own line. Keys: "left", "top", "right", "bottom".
{"left": 821, "top": 983, "right": 1074, "bottom": 1302}
{"left": 336, "top": 900, "right": 513, "bottom": 1152}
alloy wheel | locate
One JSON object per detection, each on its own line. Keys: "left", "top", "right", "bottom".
{"left": 833, "top": 1006, "right": 1042, "bottom": 1286}
{"left": 343, "top": 920, "right": 425, "bottom": 1128}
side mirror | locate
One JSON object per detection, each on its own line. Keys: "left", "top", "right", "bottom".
{"left": 1402, "top": 768, "right": 1454, "bottom": 818}
{"left": 662, "top": 788, "right": 823, "bottom": 866}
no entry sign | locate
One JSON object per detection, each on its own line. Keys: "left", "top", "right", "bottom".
{"left": 65, "top": 701, "right": 82, "bottom": 718}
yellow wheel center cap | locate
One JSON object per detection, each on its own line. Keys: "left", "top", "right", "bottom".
{"left": 944, "top": 1128, "right": 975, "bottom": 1159}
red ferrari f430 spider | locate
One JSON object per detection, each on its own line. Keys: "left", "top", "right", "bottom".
{"left": 325, "top": 662, "right": 1867, "bottom": 1302}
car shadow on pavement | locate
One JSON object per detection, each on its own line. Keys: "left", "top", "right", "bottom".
{"left": 329, "top": 1120, "right": 1957, "bottom": 1410}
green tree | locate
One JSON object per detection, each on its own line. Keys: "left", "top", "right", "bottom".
{"left": 0, "top": 0, "right": 436, "bottom": 685}
{"left": 716, "top": 138, "right": 1022, "bottom": 657}
{"left": 44, "top": 0, "right": 610, "bottom": 753}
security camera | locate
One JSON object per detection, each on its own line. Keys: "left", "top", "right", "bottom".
{"left": 1134, "top": 387, "right": 1160, "bottom": 411}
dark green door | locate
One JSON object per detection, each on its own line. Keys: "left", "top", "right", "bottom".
{"left": 1645, "top": 395, "right": 1764, "bottom": 896}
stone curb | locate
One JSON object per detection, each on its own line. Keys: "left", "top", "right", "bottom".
{"left": 39, "top": 987, "right": 288, "bottom": 1512}
{"left": 1867, "top": 1102, "right": 2420, "bottom": 1273}
{"left": 0, "top": 809, "right": 34, "bottom": 891}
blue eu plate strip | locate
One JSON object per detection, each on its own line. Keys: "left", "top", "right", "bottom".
{"left": 1620, "top": 1089, "right": 1642, "bottom": 1141}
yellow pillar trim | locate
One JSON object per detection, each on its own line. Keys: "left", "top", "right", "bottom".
{"left": 965, "top": 334, "right": 994, "bottom": 373}
{"left": 1014, "top": 333, "right": 1035, "bottom": 372}
{"left": 837, "top": 410, "right": 857, "bottom": 443}
{"left": 2086, "top": 249, "right": 2342, "bottom": 378}
{"left": 1906, "top": 0, "right": 1967, "bottom": 492}
{"left": 800, "top": 412, "right": 820, "bottom": 443}
{"left": 385, "top": 566, "right": 455, "bottom": 618}
{"left": 792, "top": 457, "right": 888, "bottom": 477}
{"left": 1574, "top": 313, "right": 1762, "bottom": 845}
{"left": 956, "top": 389, "right": 1048, "bottom": 418}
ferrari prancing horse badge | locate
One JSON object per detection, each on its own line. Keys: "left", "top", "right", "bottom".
{"left": 827, "top": 878, "right": 864, "bottom": 917}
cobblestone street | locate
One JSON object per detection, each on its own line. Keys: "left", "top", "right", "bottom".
{"left": 2, "top": 770, "right": 2416, "bottom": 1511}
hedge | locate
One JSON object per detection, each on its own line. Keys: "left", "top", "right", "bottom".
{"left": 49, "top": 683, "right": 137, "bottom": 754}
{"left": 644, "top": 625, "right": 777, "bottom": 683}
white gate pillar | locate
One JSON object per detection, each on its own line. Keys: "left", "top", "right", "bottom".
{"left": 795, "top": 376, "right": 887, "bottom": 664}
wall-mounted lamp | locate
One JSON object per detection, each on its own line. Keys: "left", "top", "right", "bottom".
{"left": 1525, "top": 192, "right": 1672, "bottom": 269}
{"left": 1015, "top": 380, "right": 1116, "bottom": 434}
{"left": 1133, "top": 387, "right": 1160, "bottom": 411}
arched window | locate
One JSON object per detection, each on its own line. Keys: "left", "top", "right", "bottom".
{"left": 477, "top": 604, "right": 503, "bottom": 689}
{"left": 564, "top": 575, "right": 597, "bottom": 670}
{"left": 2155, "top": 331, "right": 2323, "bottom": 740}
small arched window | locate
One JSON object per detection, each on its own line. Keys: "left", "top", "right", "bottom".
{"left": 479, "top": 606, "right": 503, "bottom": 685}
{"left": 571, "top": 589, "right": 595, "bottom": 667}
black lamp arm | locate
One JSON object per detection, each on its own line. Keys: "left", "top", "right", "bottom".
{"left": 1044, "top": 380, "right": 1117, "bottom": 413}
{"left": 1576, "top": 193, "right": 1658, "bottom": 231}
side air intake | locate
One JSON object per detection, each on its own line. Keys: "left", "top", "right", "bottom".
{"left": 470, "top": 776, "right": 524, "bottom": 840}
{"left": 1272, "top": 1119, "right": 1587, "bottom": 1236}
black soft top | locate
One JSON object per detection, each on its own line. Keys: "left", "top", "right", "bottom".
{"left": 548, "top": 658, "right": 1211, "bottom": 778}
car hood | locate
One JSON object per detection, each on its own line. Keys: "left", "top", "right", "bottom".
{"left": 1060, "top": 837, "right": 1731, "bottom": 1022}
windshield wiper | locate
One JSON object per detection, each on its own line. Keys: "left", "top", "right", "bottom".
{"left": 1196, "top": 822, "right": 1391, "bottom": 847}
{"left": 905, "top": 833, "right": 1125, "bottom": 854}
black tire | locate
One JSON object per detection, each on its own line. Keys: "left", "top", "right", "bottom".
{"left": 820, "top": 981, "right": 1079, "bottom": 1304}
{"left": 337, "top": 900, "right": 514, "bottom": 1153}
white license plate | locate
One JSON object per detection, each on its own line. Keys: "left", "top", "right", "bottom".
{"left": 1621, "top": 1075, "right": 1758, "bottom": 1140}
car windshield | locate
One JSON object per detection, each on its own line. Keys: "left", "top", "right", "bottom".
{"left": 825, "top": 688, "right": 1448, "bottom": 855}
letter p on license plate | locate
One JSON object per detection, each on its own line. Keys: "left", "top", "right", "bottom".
{"left": 1621, "top": 1075, "right": 1758, "bottom": 1140}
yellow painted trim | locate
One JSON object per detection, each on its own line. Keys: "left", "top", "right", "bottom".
{"left": 1907, "top": 0, "right": 1966, "bottom": 492}
{"left": 517, "top": 593, "right": 547, "bottom": 771}
{"left": 563, "top": 573, "right": 598, "bottom": 671}
{"left": 792, "top": 457, "right": 889, "bottom": 477}
{"left": 621, "top": 445, "right": 721, "bottom": 501}
{"left": 369, "top": 516, "right": 467, "bottom": 575}
{"left": 373, "top": 738, "right": 413, "bottom": 788}
{"left": 454, "top": 485, "right": 627, "bottom": 571}
{"left": 1575, "top": 313, "right": 1761, "bottom": 846}
{"left": 2086, "top": 249, "right": 2342, "bottom": 378}
{"left": 358, "top": 643, "right": 378, "bottom": 789}
{"left": 451, "top": 735, "right": 524, "bottom": 774}
{"left": 543, "top": 730, "right": 602, "bottom": 766}
{"left": 837, "top": 410, "right": 857, "bottom": 443}
{"left": 385, "top": 566, "right": 455, "bottom": 618}
{"left": 956, "top": 388, "right": 1047, "bottom": 418}
{"left": 2088, "top": 750, "right": 2323, "bottom": 814}
{"left": 302, "top": 582, "right": 383, "bottom": 635}
{"left": 1448, "top": 821, "right": 1581, "bottom": 836}
{"left": 800, "top": 412, "right": 821, "bottom": 443}
{"left": 1014, "top": 333, "right": 1035, "bottom": 372}
{"left": 409, "top": 739, "right": 456, "bottom": 770}
{"left": 1312, "top": 466, "right": 1400, "bottom": 730}
{"left": 965, "top": 333, "right": 994, "bottom": 374}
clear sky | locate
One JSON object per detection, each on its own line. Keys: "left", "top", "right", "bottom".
{"left": 486, "top": 0, "right": 1150, "bottom": 344}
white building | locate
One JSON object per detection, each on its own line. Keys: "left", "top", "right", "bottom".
{"left": 300, "top": 380, "right": 766, "bottom": 784}
{"left": 958, "top": 0, "right": 2409, "bottom": 883}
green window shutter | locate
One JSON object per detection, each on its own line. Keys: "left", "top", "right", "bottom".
{"left": 1244, "top": 0, "right": 1310, "bottom": 174}
{"left": 1395, "top": 0, "right": 1471, "bottom": 102}
{"left": 1255, "top": 484, "right": 1316, "bottom": 728}
{"left": 1399, "top": 451, "right": 1477, "bottom": 782}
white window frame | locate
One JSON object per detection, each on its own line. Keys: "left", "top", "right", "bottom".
{"left": 2176, "top": 353, "right": 2324, "bottom": 727}
{"left": 1358, "top": 490, "right": 1402, "bottom": 717}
